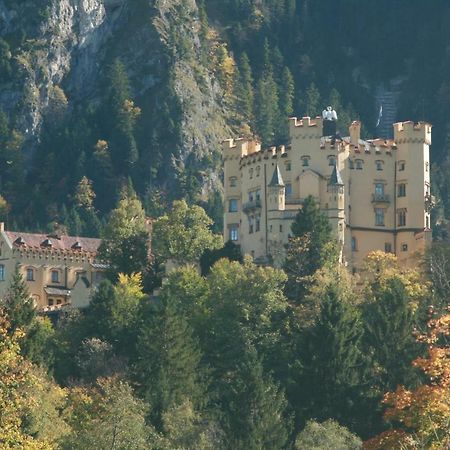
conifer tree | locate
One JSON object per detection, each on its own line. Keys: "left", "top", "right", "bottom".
{"left": 278, "top": 66, "right": 295, "bottom": 142}
{"left": 363, "top": 278, "right": 420, "bottom": 392}
{"left": 255, "top": 73, "right": 280, "bottom": 145}
{"left": 297, "top": 283, "right": 375, "bottom": 436}
{"left": 287, "top": 195, "right": 334, "bottom": 284}
{"left": 1, "top": 265, "right": 35, "bottom": 334}
{"left": 234, "top": 53, "right": 254, "bottom": 129}
{"left": 304, "top": 82, "right": 322, "bottom": 117}
{"left": 220, "top": 344, "right": 291, "bottom": 450}
{"left": 105, "top": 59, "right": 140, "bottom": 176}
{"left": 134, "top": 295, "right": 205, "bottom": 424}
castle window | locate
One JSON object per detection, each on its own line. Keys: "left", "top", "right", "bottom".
{"left": 285, "top": 162, "right": 291, "bottom": 171}
{"left": 397, "top": 183, "right": 406, "bottom": 197}
{"left": 256, "top": 166, "right": 261, "bottom": 177}
{"left": 51, "top": 270, "right": 59, "bottom": 283}
{"left": 285, "top": 183, "right": 292, "bottom": 198}
{"left": 249, "top": 191, "right": 254, "bottom": 202}
{"left": 375, "top": 183, "right": 384, "bottom": 197}
{"left": 48, "top": 298, "right": 54, "bottom": 306}
{"left": 229, "top": 177, "right": 237, "bottom": 187}
{"left": 385, "top": 242, "right": 392, "bottom": 253}
{"left": 375, "top": 208, "right": 385, "bottom": 226}
{"left": 279, "top": 224, "right": 283, "bottom": 232}
{"left": 425, "top": 161, "right": 429, "bottom": 172}
{"left": 26, "top": 268, "right": 34, "bottom": 281}
{"left": 255, "top": 190, "right": 261, "bottom": 201}
{"left": 375, "top": 160, "right": 384, "bottom": 171}
{"left": 249, "top": 168, "right": 254, "bottom": 179}
{"left": 398, "top": 161, "right": 405, "bottom": 171}
{"left": 328, "top": 155, "right": 336, "bottom": 166}
{"left": 401, "top": 243, "right": 408, "bottom": 252}
{"left": 349, "top": 160, "right": 354, "bottom": 169}
{"left": 398, "top": 209, "right": 407, "bottom": 227}
{"left": 301, "top": 156, "right": 310, "bottom": 167}
{"left": 351, "top": 237, "right": 357, "bottom": 251}
{"left": 249, "top": 216, "right": 254, "bottom": 234}
{"left": 228, "top": 199, "right": 238, "bottom": 212}
{"left": 355, "top": 159, "right": 363, "bottom": 170}
{"left": 255, "top": 214, "right": 261, "bottom": 232}
{"left": 229, "top": 225, "right": 239, "bottom": 241}
{"left": 0, "top": 264, "right": 4, "bottom": 281}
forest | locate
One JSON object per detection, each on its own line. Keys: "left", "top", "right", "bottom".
{"left": 1, "top": 0, "right": 450, "bottom": 448}
{"left": 1, "top": 194, "right": 450, "bottom": 449}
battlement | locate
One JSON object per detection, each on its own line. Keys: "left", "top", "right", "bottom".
{"left": 289, "top": 116, "right": 323, "bottom": 139}
{"left": 239, "top": 144, "right": 289, "bottom": 167}
{"left": 350, "top": 138, "right": 396, "bottom": 157}
{"left": 394, "top": 121, "right": 432, "bottom": 144}
{"left": 222, "top": 138, "right": 261, "bottom": 159}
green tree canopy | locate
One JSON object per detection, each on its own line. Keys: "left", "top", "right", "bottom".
{"left": 98, "top": 188, "right": 149, "bottom": 277}
{"left": 152, "top": 200, "right": 222, "bottom": 266}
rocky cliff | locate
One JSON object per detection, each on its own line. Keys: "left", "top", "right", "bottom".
{"left": 0, "top": 0, "right": 228, "bottom": 187}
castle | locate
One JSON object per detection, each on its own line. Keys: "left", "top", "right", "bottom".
{"left": 0, "top": 223, "right": 105, "bottom": 310}
{"left": 222, "top": 117, "right": 432, "bottom": 270}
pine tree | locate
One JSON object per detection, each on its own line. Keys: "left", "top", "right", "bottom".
{"left": 134, "top": 295, "right": 205, "bottom": 425}
{"left": 288, "top": 195, "right": 334, "bottom": 278}
{"left": 304, "top": 82, "right": 322, "bottom": 117}
{"left": 85, "top": 280, "right": 117, "bottom": 343}
{"left": 297, "top": 284, "right": 375, "bottom": 436}
{"left": 363, "top": 278, "right": 420, "bottom": 392}
{"left": 234, "top": 53, "right": 254, "bottom": 129}
{"left": 105, "top": 59, "right": 140, "bottom": 176}
{"left": 278, "top": 66, "right": 295, "bottom": 142}
{"left": 1, "top": 265, "right": 35, "bottom": 334}
{"left": 255, "top": 72, "right": 280, "bottom": 146}
{"left": 221, "top": 344, "right": 292, "bottom": 450}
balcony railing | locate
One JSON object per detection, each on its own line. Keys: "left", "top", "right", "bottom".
{"left": 371, "top": 193, "right": 390, "bottom": 203}
{"left": 285, "top": 197, "right": 304, "bottom": 205}
{"left": 242, "top": 199, "right": 262, "bottom": 213}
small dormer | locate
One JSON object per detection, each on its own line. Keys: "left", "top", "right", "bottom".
{"left": 41, "top": 238, "right": 52, "bottom": 247}
{"left": 14, "top": 236, "right": 26, "bottom": 246}
{"left": 72, "top": 241, "right": 82, "bottom": 250}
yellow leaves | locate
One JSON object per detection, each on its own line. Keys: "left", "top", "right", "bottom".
{"left": 122, "top": 99, "right": 141, "bottom": 122}
{"left": 116, "top": 272, "right": 145, "bottom": 301}
{"left": 363, "top": 251, "right": 429, "bottom": 310}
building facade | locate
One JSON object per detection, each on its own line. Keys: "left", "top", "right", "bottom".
{"left": 223, "top": 117, "right": 432, "bottom": 269}
{"left": 0, "top": 223, "right": 105, "bottom": 311}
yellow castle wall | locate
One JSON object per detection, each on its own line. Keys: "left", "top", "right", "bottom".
{"left": 223, "top": 117, "right": 432, "bottom": 270}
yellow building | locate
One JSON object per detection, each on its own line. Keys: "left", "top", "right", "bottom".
{"left": 0, "top": 223, "right": 105, "bottom": 311}
{"left": 223, "top": 118, "right": 432, "bottom": 270}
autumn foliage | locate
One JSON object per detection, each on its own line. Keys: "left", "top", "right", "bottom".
{"left": 364, "top": 307, "right": 450, "bottom": 449}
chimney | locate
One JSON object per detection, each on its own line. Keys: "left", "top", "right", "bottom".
{"left": 349, "top": 121, "right": 361, "bottom": 145}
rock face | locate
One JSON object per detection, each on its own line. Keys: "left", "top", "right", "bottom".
{"left": 0, "top": 0, "right": 228, "bottom": 190}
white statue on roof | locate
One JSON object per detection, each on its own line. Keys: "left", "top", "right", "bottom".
{"left": 322, "top": 105, "right": 338, "bottom": 121}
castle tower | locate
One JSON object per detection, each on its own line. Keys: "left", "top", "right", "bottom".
{"left": 268, "top": 164, "right": 285, "bottom": 211}
{"left": 393, "top": 121, "right": 432, "bottom": 262}
{"left": 267, "top": 164, "right": 286, "bottom": 266}
{"left": 327, "top": 163, "right": 345, "bottom": 254}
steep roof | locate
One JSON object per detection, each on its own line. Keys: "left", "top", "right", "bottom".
{"left": 268, "top": 164, "right": 285, "bottom": 187}
{"left": 329, "top": 163, "right": 344, "bottom": 186}
{"left": 4, "top": 231, "right": 101, "bottom": 254}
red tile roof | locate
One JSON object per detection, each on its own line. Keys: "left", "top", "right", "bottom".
{"left": 4, "top": 231, "right": 101, "bottom": 254}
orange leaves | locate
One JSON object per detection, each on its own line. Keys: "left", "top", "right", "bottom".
{"left": 364, "top": 308, "right": 450, "bottom": 449}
